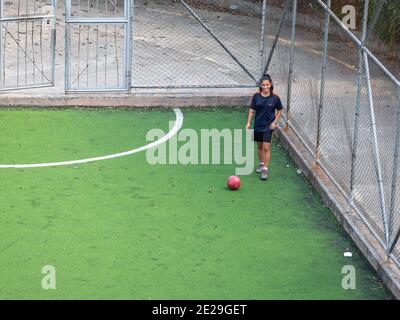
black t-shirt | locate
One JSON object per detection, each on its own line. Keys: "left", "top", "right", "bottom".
{"left": 250, "top": 93, "right": 283, "bottom": 132}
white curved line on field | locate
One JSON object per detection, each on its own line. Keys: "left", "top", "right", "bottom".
{"left": 0, "top": 108, "right": 183, "bottom": 169}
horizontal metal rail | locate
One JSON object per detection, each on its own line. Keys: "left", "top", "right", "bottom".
{"left": 66, "top": 17, "right": 128, "bottom": 24}
{"left": 0, "top": 14, "right": 55, "bottom": 22}
{"left": 66, "top": 88, "right": 131, "bottom": 93}
{"left": 0, "top": 82, "right": 54, "bottom": 92}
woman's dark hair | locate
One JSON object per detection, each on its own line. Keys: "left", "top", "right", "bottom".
{"left": 259, "top": 74, "right": 274, "bottom": 94}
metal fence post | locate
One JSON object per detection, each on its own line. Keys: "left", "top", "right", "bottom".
{"left": 0, "top": 0, "right": 3, "bottom": 88}
{"left": 259, "top": 0, "right": 267, "bottom": 79}
{"left": 125, "top": 0, "right": 132, "bottom": 90}
{"left": 363, "top": 52, "right": 390, "bottom": 249}
{"left": 315, "top": 0, "right": 330, "bottom": 163}
{"left": 64, "top": 0, "right": 70, "bottom": 92}
{"left": 130, "top": 0, "right": 135, "bottom": 88}
{"left": 349, "top": 0, "right": 369, "bottom": 206}
{"left": 350, "top": 0, "right": 389, "bottom": 252}
{"left": 389, "top": 89, "right": 400, "bottom": 253}
{"left": 286, "top": 0, "right": 297, "bottom": 127}
{"left": 262, "top": 0, "right": 290, "bottom": 78}
{"left": 50, "top": 0, "right": 57, "bottom": 86}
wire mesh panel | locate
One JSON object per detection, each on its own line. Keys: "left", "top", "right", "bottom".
{"left": 131, "top": 0, "right": 258, "bottom": 88}
{"left": 65, "top": 0, "right": 131, "bottom": 92}
{"left": 264, "top": 0, "right": 292, "bottom": 118}
{"left": 69, "top": 0, "right": 126, "bottom": 17}
{"left": 0, "top": 0, "right": 56, "bottom": 91}
{"left": 350, "top": 70, "right": 388, "bottom": 246}
{"left": 278, "top": 0, "right": 400, "bottom": 263}
{"left": 287, "top": 3, "right": 325, "bottom": 156}
{"left": 182, "top": 0, "right": 260, "bottom": 80}
{"left": 390, "top": 90, "right": 400, "bottom": 264}
{"left": 366, "top": 57, "right": 399, "bottom": 247}
{"left": 319, "top": 26, "right": 360, "bottom": 198}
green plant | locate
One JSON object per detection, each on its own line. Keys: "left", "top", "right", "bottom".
{"left": 361, "top": 0, "right": 400, "bottom": 49}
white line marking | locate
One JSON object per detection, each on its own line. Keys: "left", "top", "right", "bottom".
{"left": 0, "top": 108, "right": 184, "bottom": 169}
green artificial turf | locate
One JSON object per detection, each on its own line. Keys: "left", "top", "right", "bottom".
{"left": 0, "top": 107, "right": 393, "bottom": 299}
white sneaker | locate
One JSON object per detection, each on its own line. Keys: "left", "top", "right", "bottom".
{"left": 256, "top": 163, "right": 264, "bottom": 173}
{"left": 261, "top": 167, "right": 269, "bottom": 180}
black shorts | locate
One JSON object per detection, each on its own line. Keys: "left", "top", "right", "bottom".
{"left": 254, "top": 130, "right": 274, "bottom": 143}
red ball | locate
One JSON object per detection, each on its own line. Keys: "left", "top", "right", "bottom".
{"left": 227, "top": 175, "right": 241, "bottom": 190}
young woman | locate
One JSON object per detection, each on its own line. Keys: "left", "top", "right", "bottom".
{"left": 245, "top": 74, "right": 283, "bottom": 180}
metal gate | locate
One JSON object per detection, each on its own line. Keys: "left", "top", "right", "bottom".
{"left": 0, "top": 0, "right": 56, "bottom": 91}
{"left": 65, "top": 0, "right": 132, "bottom": 92}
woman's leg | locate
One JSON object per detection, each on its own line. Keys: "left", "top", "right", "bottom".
{"left": 257, "top": 142, "right": 264, "bottom": 164}
{"left": 260, "top": 142, "right": 271, "bottom": 180}
{"left": 263, "top": 142, "right": 271, "bottom": 168}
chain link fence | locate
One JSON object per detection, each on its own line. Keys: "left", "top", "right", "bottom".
{"left": 131, "top": 0, "right": 400, "bottom": 270}
{"left": 267, "top": 0, "right": 400, "bottom": 267}
{"left": 131, "top": 0, "right": 261, "bottom": 88}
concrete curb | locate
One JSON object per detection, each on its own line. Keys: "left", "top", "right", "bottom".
{"left": 0, "top": 90, "right": 254, "bottom": 108}
{"left": 274, "top": 124, "right": 400, "bottom": 300}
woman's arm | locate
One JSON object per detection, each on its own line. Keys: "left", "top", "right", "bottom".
{"left": 246, "top": 108, "right": 255, "bottom": 129}
{"left": 270, "top": 109, "right": 282, "bottom": 130}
